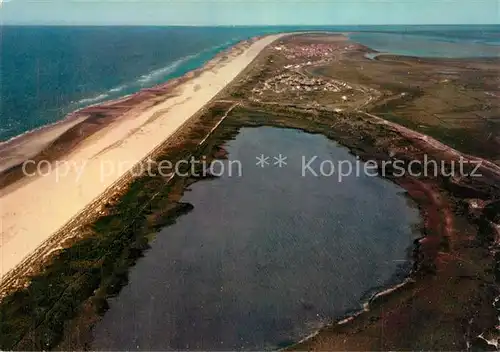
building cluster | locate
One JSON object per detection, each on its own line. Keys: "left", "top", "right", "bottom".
{"left": 273, "top": 43, "right": 337, "bottom": 60}
{"left": 252, "top": 72, "right": 350, "bottom": 95}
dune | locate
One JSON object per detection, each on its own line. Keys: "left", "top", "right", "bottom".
{"left": 0, "top": 33, "right": 288, "bottom": 283}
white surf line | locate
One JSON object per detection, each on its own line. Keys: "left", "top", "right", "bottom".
{"left": 0, "top": 101, "right": 228, "bottom": 294}
{"left": 0, "top": 102, "right": 238, "bottom": 299}
{"left": 6, "top": 99, "right": 243, "bottom": 350}
{"left": 0, "top": 32, "right": 282, "bottom": 292}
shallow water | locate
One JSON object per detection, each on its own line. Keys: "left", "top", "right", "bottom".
{"left": 350, "top": 31, "right": 500, "bottom": 58}
{"left": 91, "top": 127, "right": 420, "bottom": 350}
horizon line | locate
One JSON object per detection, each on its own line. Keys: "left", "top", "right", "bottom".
{"left": 2, "top": 23, "right": 499, "bottom": 27}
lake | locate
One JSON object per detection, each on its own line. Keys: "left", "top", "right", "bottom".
{"left": 91, "top": 126, "right": 420, "bottom": 350}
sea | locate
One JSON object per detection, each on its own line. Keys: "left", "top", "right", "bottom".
{"left": 1, "top": 25, "right": 499, "bottom": 143}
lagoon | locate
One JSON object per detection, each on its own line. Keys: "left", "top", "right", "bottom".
{"left": 92, "top": 126, "right": 420, "bottom": 350}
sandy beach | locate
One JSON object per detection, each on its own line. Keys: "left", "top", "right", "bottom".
{"left": 0, "top": 33, "right": 287, "bottom": 283}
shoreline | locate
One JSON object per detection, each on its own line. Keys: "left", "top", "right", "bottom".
{"left": 0, "top": 33, "right": 289, "bottom": 286}
{"left": 1, "top": 31, "right": 499, "bottom": 350}
{"left": 0, "top": 39, "right": 246, "bottom": 182}
{"left": 0, "top": 35, "right": 244, "bottom": 147}
{"left": 232, "top": 101, "right": 499, "bottom": 350}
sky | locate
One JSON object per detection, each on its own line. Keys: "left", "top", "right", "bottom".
{"left": 1, "top": 0, "right": 499, "bottom": 25}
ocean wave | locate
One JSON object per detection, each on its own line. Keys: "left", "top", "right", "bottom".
{"left": 1, "top": 39, "right": 243, "bottom": 145}
{"left": 109, "top": 85, "right": 127, "bottom": 93}
{"left": 135, "top": 40, "right": 236, "bottom": 87}
{"left": 137, "top": 54, "right": 198, "bottom": 86}
{"left": 76, "top": 93, "right": 110, "bottom": 105}
{"left": 1, "top": 92, "right": 115, "bottom": 145}
{"left": 0, "top": 116, "right": 80, "bottom": 146}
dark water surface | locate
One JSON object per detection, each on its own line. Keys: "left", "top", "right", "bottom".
{"left": 2, "top": 25, "right": 499, "bottom": 141}
{"left": 91, "top": 127, "right": 420, "bottom": 350}
{"left": 349, "top": 29, "right": 500, "bottom": 58}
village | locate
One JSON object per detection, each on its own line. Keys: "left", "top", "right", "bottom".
{"left": 273, "top": 42, "right": 357, "bottom": 60}
{"left": 252, "top": 71, "right": 350, "bottom": 95}
{"left": 249, "top": 41, "right": 364, "bottom": 108}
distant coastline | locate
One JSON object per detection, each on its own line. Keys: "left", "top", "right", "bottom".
{"left": 0, "top": 33, "right": 289, "bottom": 287}
{"left": 1, "top": 25, "right": 499, "bottom": 143}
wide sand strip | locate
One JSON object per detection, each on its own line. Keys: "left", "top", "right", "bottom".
{"left": 0, "top": 34, "right": 287, "bottom": 281}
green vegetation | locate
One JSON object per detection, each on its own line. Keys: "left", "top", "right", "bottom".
{"left": 0, "top": 104, "right": 232, "bottom": 350}
{"left": 0, "top": 99, "right": 497, "bottom": 351}
{"left": 0, "top": 102, "right": 388, "bottom": 350}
